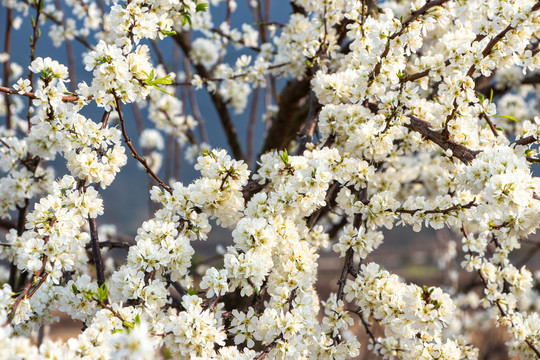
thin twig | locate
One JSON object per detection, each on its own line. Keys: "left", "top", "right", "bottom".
{"left": 3, "top": 8, "right": 13, "bottom": 129}
{"left": 247, "top": 87, "right": 259, "bottom": 167}
{"left": 173, "top": 32, "right": 245, "bottom": 161}
{"left": 0, "top": 85, "right": 79, "bottom": 102}
{"left": 114, "top": 94, "right": 172, "bottom": 194}
{"left": 53, "top": 0, "right": 76, "bottom": 91}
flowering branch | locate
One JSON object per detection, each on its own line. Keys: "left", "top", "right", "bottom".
{"left": 4, "top": 254, "right": 48, "bottom": 326}
{"left": 0, "top": 85, "right": 79, "bottom": 102}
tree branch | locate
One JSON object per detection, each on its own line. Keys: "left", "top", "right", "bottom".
{"left": 173, "top": 32, "right": 245, "bottom": 161}
{"left": 404, "top": 117, "right": 479, "bottom": 164}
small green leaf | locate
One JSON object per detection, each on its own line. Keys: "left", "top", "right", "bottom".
{"left": 493, "top": 114, "right": 518, "bottom": 122}
{"left": 525, "top": 149, "right": 534, "bottom": 156}
{"left": 72, "top": 284, "right": 78, "bottom": 294}
{"left": 161, "top": 30, "right": 177, "bottom": 36}
{"left": 134, "top": 314, "right": 141, "bottom": 326}
{"left": 279, "top": 149, "right": 289, "bottom": 165}
{"left": 152, "top": 77, "right": 172, "bottom": 85}
{"left": 478, "top": 93, "right": 484, "bottom": 103}
{"left": 112, "top": 328, "right": 126, "bottom": 334}
{"left": 97, "top": 283, "right": 108, "bottom": 302}
{"left": 187, "top": 287, "right": 198, "bottom": 295}
{"left": 489, "top": 89, "right": 494, "bottom": 104}
{"left": 38, "top": 0, "right": 44, "bottom": 11}
{"left": 196, "top": 3, "right": 208, "bottom": 12}
{"left": 151, "top": 84, "right": 173, "bottom": 96}
{"left": 123, "top": 320, "right": 134, "bottom": 329}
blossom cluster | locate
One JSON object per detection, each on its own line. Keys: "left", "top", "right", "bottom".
{"left": 2, "top": 0, "right": 540, "bottom": 359}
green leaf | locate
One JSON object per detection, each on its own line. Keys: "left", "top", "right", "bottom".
{"left": 489, "top": 89, "right": 494, "bottom": 104}
{"left": 39, "top": 0, "right": 44, "bottom": 11}
{"left": 196, "top": 3, "right": 208, "bottom": 12}
{"left": 71, "top": 284, "right": 78, "bottom": 294}
{"left": 97, "top": 283, "right": 108, "bottom": 302}
{"left": 493, "top": 114, "right": 518, "bottom": 122}
{"left": 151, "top": 84, "right": 173, "bottom": 96}
{"left": 112, "top": 328, "right": 126, "bottom": 334}
{"left": 134, "top": 314, "right": 141, "bottom": 326}
{"left": 525, "top": 149, "right": 534, "bottom": 156}
{"left": 143, "top": 71, "right": 174, "bottom": 96}
{"left": 478, "top": 93, "right": 484, "bottom": 103}
{"left": 123, "top": 321, "right": 134, "bottom": 329}
{"left": 279, "top": 149, "right": 289, "bottom": 165}
{"left": 187, "top": 287, "right": 198, "bottom": 295}
{"left": 161, "top": 30, "right": 177, "bottom": 36}
{"left": 152, "top": 77, "right": 172, "bottom": 85}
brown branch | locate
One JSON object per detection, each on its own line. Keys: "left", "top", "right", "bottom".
{"left": 173, "top": 32, "right": 245, "bottom": 161}
{"left": 88, "top": 217, "right": 105, "bottom": 287}
{"left": 356, "top": 309, "right": 378, "bottom": 348}
{"left": 242, "top": 179, "right": 268, "bottom": 201}
{"left": 211, "top": 27, "right": 261, "bottom": 52}
{"left": 183, "top": 54, "right": 208, "bottom": 143}
{"left": 0, "top": 218, "right": 16, "bottom": 231}
{"left": 256, "top": 335, "right": 283, "bottom": 360}
{"left": 85, "top": 239, "right": 133, "bottom": 249}
{"left": 4, "top": 254, "right": 48, "bottom": 326}
{"left": 370, "top": 0, "right": 449, "bottom": 81}
{"left": 27, "top": 0, "right": 44, "bottom": 129}
{"left": 53, "top": 0, "right": 76, "bottom": 91}
{"left": 337, "top": 247, "right": 355, "bottom": 302}
{"left": 22, "top": 0, "right": 94, "bottom": 50}
{"left": 247, "top": 87, "right": 260, "bottom": 167}
{"left": 460, "top": 223, "right": 540, "bottom": 358}
{"left": 296, "top": 89, "right": 322, "bottom": 155}
{"left": 3, "top": 8, "right": 13, "bottom": 129}
{"left": 0, "top": 85, "right": 79, "bottom": 102}
{"left": 404, "top": 117, "right": 479, "bottom": 164}
{"left": 114, "top": 93, "right": 172, "bottom": 194}
{"left": 337, "top": 214, "right": 362, "bottom": 301}
{"left": 481, "top": 113, "right": 500, "bottom": 137}
{"left": 395, "top": 200, "right": 477, "bottom": 215}
{"left": 260, "top": 77, "right": 311, "bottom": 154}
{"left": 514, "top": 136, "right": 536, "bottom": 146}
{"left": 477, "top": 264, "right": 540, "bottom": 358}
